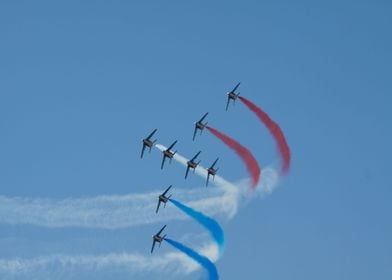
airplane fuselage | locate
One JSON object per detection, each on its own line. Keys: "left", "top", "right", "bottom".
{"left": 163, "top": 150, "right": 175, "bottom": 159}
{"left": 187, "top": 160, "right": 198, "bottom": 169}
{"left": 206, "top": 168, "right": 217, "bottom": 186}
{"left": 143, "top": 139, "right": 154, "bottom": 148}
{"left": 161, "top": 144, "right": 176, "bottom": 169}
{"left": 154, "top": 235, "right": 163, "bottom": 243}
{"left": 151, "top": 224, "right": 167, "bottom": 253}
{"left": 196, "top": 122, "right": 205, "bottom": 130}
{"left": 208, "top": 168, "right": 216, "bottom": 176}
{"left": 159, "top": 195, "right": 168, "bottom": 204}
{"left": 228, "top": 92, "right": 238, "bottom": 100}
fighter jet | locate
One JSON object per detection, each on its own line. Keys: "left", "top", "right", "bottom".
{"left": 193, "top": 112, "right": 208, "bottom": 141}
{"left": 141, "top": 129, "right": 157, "bottom": 159}
{"left": 225, "top": 82, "right": 241, "bottom": 111}
{"left": 161, "top": 141, "right": 177, "bottom": 169}
{"left": 206, "top": 158, "right": 219, "bottom": 186}
{"left": 156, "top": 185, "right": 172, "bottom": 214}
{"left": 151, "top": 225, "right": 167, "bottom": 254}
{"left": 185, "top": 151, "right": 201, "bottom": 179}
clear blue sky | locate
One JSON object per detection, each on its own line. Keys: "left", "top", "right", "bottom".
{"left": 1, "top": 1, "right": 391, "bottom": 279}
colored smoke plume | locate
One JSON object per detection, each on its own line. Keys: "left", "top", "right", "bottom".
{"left": 206, "top": 126, "right": 261, "bottom": 189}
{"left": 169, "top": 198, "right": 225, "bottom": 256}
{"left": 164, "top": 238, "right": 219, "bottom": 280}
{"left": 238, "top": 96, "right": 291, "bottom": 175}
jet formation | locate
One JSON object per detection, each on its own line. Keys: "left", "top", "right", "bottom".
{"left": 143, "top": 83, "right": 239, "bottom": 253}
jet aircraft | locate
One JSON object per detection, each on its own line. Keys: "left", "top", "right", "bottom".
{"left": 151, "top": 225, "right": 167, "bottom": 254}
{"left": 156, "top": 185, "right": 172, "bottom": 214}
{"left": 161, "top": 141, "right": 177, "bottom": 169}
{"left": 193, "top": 112, "right": 208, "bottom": 141}
{"left": 185, "top": 151, "right": 201, "bottom": 179}
{"left": 141, "top": 129, "right": 157, "bottom": 159}
{"left": 225, "top": 82, "right": 241, "bottom": 111}
{"left": 206, "top": 158, "right": 219, "bottom": 186}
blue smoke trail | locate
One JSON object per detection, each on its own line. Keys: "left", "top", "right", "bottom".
{"left": 164, "top": 238, "right": 219, "bottom": 280}
{"left": 169, "top": 198, "right": 225, "bottom": 256}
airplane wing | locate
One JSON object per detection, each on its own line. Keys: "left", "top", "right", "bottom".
{"left": 161, "top": 155, "right": 166, "bottom": 169}
{"left": 162, "top": 185, "right": 172, "bottom": 196}
{"left": 199, "top": 112, "right": 208, "bottom": 122}
{"left": 193, "top": 126, "right": 198, "bottom": 141}
{"left": 185, "top": 166, "right": 190, "bottom": 179}
{"left": 226, "top": 96, "right": 230, "bottom": 111}
{"left": 232, "top": 82, "right": 240, "bottom": 93}
{"left": 157, "top": 225, "right": 167, "bottom": 236}
{"left": 140, "top": 145, "right": 146, "bottom": 159}
{"left": 151, "top": 240, "right": 156, "bottom": 254}
{"left": 211, "top": 158, "right": 219, "bottom": 169}
{"left": 155, "top": 200, "right": 161, "bottom": 214}
{"left": 146, "top": 129, "right": 157, "bottom": 140}
{"left": 191, "top": 151, "right": 201, "bottom": 161}
{"left": 167, "top": 140, "right": 177, "bottom": 151}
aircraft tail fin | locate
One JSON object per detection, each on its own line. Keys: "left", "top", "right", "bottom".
{"left": 166, "top": 195, "right": 172, "bottom": 205}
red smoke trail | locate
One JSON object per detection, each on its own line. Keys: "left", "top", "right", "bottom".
{"left": 206, "top": 126, "right": 261, "bottom": 189}
{"left": 238, "top": 96, "right": 291, "bottom": 175}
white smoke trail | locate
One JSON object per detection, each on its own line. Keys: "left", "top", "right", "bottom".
{"left": 0, "top": 242, "right": 218, "bottom": 279}
{"left": 152, "top": 144, "right": 280, "bottom": 272}
{"left": 0, "top": 146, "right": 279, "bottom": 229}
{"left": 0, "top": 146, "right": 280, "bottom": 278}
{"left": 155, "top": 144, "right": 280, "bottom": 209}
{"left": 0, "top": 187, "right": 232, "bottom": 229}
{"left": 156, "top": 143, "right": 241, "bottom": 219}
